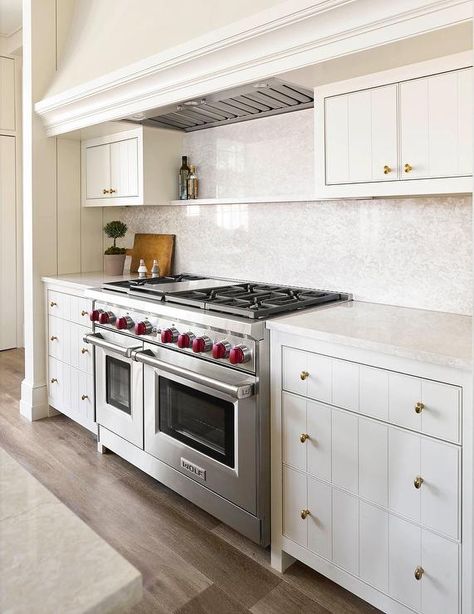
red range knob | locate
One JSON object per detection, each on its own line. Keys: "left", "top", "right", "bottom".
{"left": 212, "top": 341, "right": 231, "bottom": 359}
{"left": 98, "top": 311, "right": 116, "bottom": 325}
{"left": 192, "top": 336, "right": 212, "bottom": 353}
{"left": 161, "top": 327, "right": 179, "bottom": 343}
{"left": 116, "top": 315, "right": 134, "bottom": 330}
{"left": 229, "top": 345, "right": 251, "bottom": 365}
{"left": 135, "top": 321, "right": 153, "bottom": 335}
{"left": 177, "top": 332, "right": 196, "bottom": 349}
{"left": 89, "top": 309, "right": 103, "bottom": 322}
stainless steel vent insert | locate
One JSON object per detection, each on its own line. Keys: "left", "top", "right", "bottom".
{"left": 135, "top": 79, "right": 313, "bottom": 132}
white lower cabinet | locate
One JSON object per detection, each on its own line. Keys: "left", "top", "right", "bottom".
{"left": 274, "top": 339, "right": 466, "bottom": 613}
{"left": 46, "top": 286, "right": 95, "bottom": 433}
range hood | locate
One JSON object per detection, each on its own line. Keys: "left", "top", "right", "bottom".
{"left": 127, "top": 79, "right": 313, "bottom": 132}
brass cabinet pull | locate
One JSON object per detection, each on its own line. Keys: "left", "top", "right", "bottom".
{"left": 383, "top": 165, "right": 392, "bottom": 174}
{"left": 81, "top": 347, "right": 89, "bottom": 354}
{"left": 81, "top": 310, "right": 88, "bottom": 316}
{"left": 110, "top": 188, "right": 117, "bottom": 194}
{"left": 300, "top": 509, "right": 310, "bottom": 520}
{"left": 50, "top": 301, "right": 57, "bottom": 307}
{"left": 50, "top": 378, "right": 58, "bottom": 384}
{"left": 415, "top": 401, "right": 424, "bottom": 414}
{"left": 81, "top": 394, "right": 89, "bottom": 401}
{"left": 102, "top": 188, "right": 110, "bottom": 194}
{"left": 414, "top": 476, "right": 424, "bottom": 489}
{"left": 50, "top": 336, "right": 58, "bottom": 341}
{"left": 300, "top": 371, "right": 309, "bottom": 381}
{"left": 300, "top": 433, "right": 310, "bottom": 443}
{"left": 404, "top": 163, "right": 413, "bottom": 173}
{"left": 414, "top": 566, "right": 424, "bottom": 581}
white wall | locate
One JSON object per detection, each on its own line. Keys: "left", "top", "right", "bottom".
{"left": 46, "top": 0, "right": 286, "bottom": 97}
{"left": 107, "top": 109, "right": 472, "bottom": 315}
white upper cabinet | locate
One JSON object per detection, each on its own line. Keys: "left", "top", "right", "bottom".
{"left": 315, "top": 52, "right": 472, "bottom": 198}
{"left": 0, "top": 57, "right": 15, "bottom": 132}
{"left": 81, "top": 126, "right": 182, "bottom": 206}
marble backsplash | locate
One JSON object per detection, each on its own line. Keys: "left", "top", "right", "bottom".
{"left": 106, "top": 108, "right": 472, "bottom": 315}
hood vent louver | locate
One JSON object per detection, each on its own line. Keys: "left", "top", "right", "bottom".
{"left": 136, "top": 79, "right": 313, "bottom": 132}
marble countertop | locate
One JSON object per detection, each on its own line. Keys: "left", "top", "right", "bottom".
{"left": 267, "top": 300, "right": 472, "bottom": 370}
{"left": 42, "top": 271, "right": 137, "bottom": 291}
{"left": 0, "top": 448, "right": 142, "bottom": 613}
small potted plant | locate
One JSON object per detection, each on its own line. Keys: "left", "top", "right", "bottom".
{"left": 103, "top": 220, "right": 128, "bottom": 275}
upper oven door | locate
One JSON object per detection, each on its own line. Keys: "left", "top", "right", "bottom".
{"left": 137, "top": 343, "right": 258, "bottom": 514}
{"left": 87, "top": 328, "right": 144, "bottom": 448}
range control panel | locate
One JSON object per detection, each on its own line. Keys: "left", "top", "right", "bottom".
{"left": 90, "top": 302, "right": 256, "bottom": 373}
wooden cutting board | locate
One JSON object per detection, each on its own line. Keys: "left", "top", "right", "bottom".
{"left": 126, "top": 234, "right": 175, "bottom": 275}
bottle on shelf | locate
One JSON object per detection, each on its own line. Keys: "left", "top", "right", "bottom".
{"left": 137, "top": 258, "right": 148, "bottom": 278}
{"left": 187, "top": 165, "right": 198, "bottom": 200}
{"left": 151, "top": 259, "right": 160, "bottom": 277}
{"left": 178, "top": 155, "right": 190, "bottom": 200}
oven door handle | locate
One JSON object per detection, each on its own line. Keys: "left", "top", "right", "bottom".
{"left": 132, "top": 349, "right": 255, "bottom": 400}
{"left": 83, "top": 332, "right": 142, "bottom": 358}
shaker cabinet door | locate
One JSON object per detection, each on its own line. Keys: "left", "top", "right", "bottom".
{"left": 110, "top": 138, "right": 139, "bottom": 198}
{"left": 85, "top": 143, "right": 110, "bottom": 199}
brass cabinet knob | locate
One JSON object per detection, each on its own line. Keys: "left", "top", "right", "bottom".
{"left": 414, "top": 476, "right": 424, "bottom": 489}
{"left": 404, "top": 163, "right": 413, "bottom": 173}
{"left": 50, "top": 336, "right": 58, "bottom": 341}
{"left": 81, "top": 394, "right": 89, "bottom": 401}
{"left": 300, "top": 433, "right": 310, "bottom": 443}
{"left": 414, "top": 566, "right": 424, "bottom": 581}
{"left": 300, "top": 509, "right": 310, "bottom": 520}
{"left": 81, "top": 310, "right": 88, "bottom": 316}
{"left": 300, "top": 371, "right": 309, "bottom": 381}
{"left": 415, "top": 401, "right": 424, "bottom": 414}
{"left": 383, "top": 165, "right": 392, "bottom": 174}
{"left": 110, "top": 188, "right": 117, "bottom": 194}
{"left": 81, "top": 347, "right": 89, "bottom": 354}
{"left": 103, "top": 188, "right": 110, "bottom": 194}
{"left": 50, "top": 378, "right": 58, "bottom": 384}
{"left": 50, "top": 301, "right": 57, "bottom": 307}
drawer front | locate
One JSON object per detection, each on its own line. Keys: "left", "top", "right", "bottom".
{"left": 78, "top": 371, "right": 94, "bottom": 423}
{"left": 70, "top": 296, "right": 93, "bottom": 327}
{"left": 77, "top": 324, "right": 93, "bottom": 374}
{"left": 48, "top": 356, "right": 67, "bottom": 410}
{"left": 282, "top": 346, "right": 461, "bottom": 443}
{"left": 47, "top": 290, "right": 70, "bottom": 320}
{"left": 48, "top": 317, "right": 66, "bottom": 362}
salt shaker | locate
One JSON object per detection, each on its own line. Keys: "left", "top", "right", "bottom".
{"left": 151, "top": 259, "right": 160, "bottom": 277}
{"left": 137, "top": 258, "right": 148, "bottom": 278}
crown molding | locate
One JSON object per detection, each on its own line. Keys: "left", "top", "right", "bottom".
{"left": 35, "top": 0, "right": 472, "bottom": 136}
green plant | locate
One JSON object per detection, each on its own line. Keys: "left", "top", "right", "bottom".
{"left": 104, "top": 220, "right": 127, "bottom": 255}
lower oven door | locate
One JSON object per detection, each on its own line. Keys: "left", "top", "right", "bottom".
{"left": 137, "top": 343, "right": 258, "bottom": 514}
{"left": 86, "top": 329, "right": 144, "bottom": 448}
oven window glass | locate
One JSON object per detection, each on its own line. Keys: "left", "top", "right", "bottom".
{"left": 159, "top": 377, "right": 235, "bottom": 468}
{"left": 106, "top": 356, "right": 131, "bottom": 414}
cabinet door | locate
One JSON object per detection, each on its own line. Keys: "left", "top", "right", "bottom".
{"left": 282, "top": 393, "right": 306, "bottom": 471}
{"left": 325, "top": 85, "right": 397, "bottom": 185}
{"left": 332, "top": 489, "right": 358, "bottom": 574}
{"left": 307, "top": 477, "right": 332, "bottom": 560}
{"left": 85, "top": 143, "right": 110, "bottom": 199}
{"left": 0, "top": 57, "right": 15, "bottom": 131}
{"left": 400, "top": 68, "right": 472, "bottom": 179}
{"left": 282, "top": 466, "right": 307, "bottom": 547}
{"left": 306, "top": 401, "right": 331, "bottom": 482}
{"left": 421, "top": 529, "right": 459, "bottom": 614}
{"left": 389, "top": 428, "right": 420, "bottom": 522}
{"left": 420, "top": 438, "right": 459, "bottom": 539}
{"left": 110, "top": 138, "right": 139, "bottom": 198}
{"left": 360, "top": 501, "right": 389, "bottom": 593}
{"left": 389, "top": 515, "right": 422, "bottom": 611}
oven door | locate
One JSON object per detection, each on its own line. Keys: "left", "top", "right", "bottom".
{"left": 85, "top": 329, "right": 144, "bottom": 448}
{"left": 136, "top": 343, "right": 258, "bottom": 513}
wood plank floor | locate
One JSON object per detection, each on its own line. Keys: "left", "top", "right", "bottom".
{"left": 0, "top": 349, "right": 380, "bottom": 614}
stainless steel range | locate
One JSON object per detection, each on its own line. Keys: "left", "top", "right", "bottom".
{"left": 84, "top": 274, "right": 350, "bottom": 545}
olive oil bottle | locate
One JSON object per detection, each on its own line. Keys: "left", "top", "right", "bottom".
{"left": 178, "top": 155, "right": 190, "bottom": 200}
{"left": 187, "top": 165, "right": 198, "bottom": 199}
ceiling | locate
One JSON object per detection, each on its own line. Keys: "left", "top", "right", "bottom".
{"left": 0, "top": 0, "right": 21, "bottom": 37}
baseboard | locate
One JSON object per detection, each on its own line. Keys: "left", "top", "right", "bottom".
{"left": 20, "top": 380, "right": 49, "bottom": 421}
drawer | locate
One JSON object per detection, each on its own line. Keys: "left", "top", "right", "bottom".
{"left": 68, "top": 368, "right": 94, "bottom": 423}
{"left": 47, "top": 290, "right": 70, "bottom": 320}
{"left": 70, "top": 296, "right": 93, "bottom": 327}
{"left": 69, "top": 323, "right": 93, "bottom": 372}
{"left": 48, "top": 316, "right": 66, "bottom": 362}
{"left": 282, "top": 346, "right": 461, "bottom": 443}
{"left": 48, "top": 356, "right": 67, "bottom": 410}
